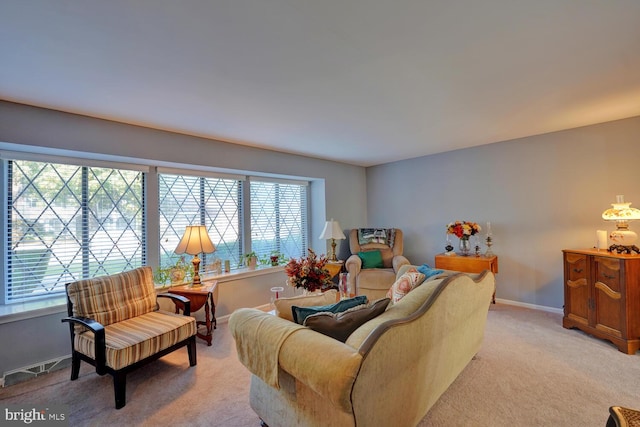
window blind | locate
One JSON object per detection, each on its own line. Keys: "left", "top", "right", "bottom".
{"left": 249, "top": 179, "right": 308, "bottom": 263}
{"left": 5, "top": 159, "right": 145, "bottom": 302}
{"left": 158, "top": 173, "right": 242, "bottom": 269}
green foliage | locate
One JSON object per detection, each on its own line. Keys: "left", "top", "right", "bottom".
{"left": 154, "top": 256, "right": 190, "bottom": 285}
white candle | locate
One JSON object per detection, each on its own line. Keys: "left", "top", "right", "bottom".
{"left": 597, "top": 230, "right": 608, "bottom": 251}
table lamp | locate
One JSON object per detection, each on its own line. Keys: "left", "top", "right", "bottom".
{"left": 602, "top": 195, "right": 640, "bottom": 254}
{"left": 175, "top": 225, "right": 216, "bottom": 287}
{"left": 319, "top": 219, "right": 346, "bottom": 261}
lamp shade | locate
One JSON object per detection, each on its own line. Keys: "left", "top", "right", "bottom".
{"left": 175, "top": 225, "right": 216, "bottom": 255}
{"left": 602, "top": 195, "right": 640, "bottom": 250}
{"left": 319, "top": 219, "right": 346, "bottom": 240}
{"left": 602, "top": 195, "right": 640, "bottom": 221}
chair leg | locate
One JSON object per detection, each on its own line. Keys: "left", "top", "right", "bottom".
{"left": 188, "top": 336, "right": 197, "bottom": 366}
{"left": 70, "top": 352, "right": 81, "bottom": 380}
{"left": 113, "top": 371, "right": 127, "bottom": 409}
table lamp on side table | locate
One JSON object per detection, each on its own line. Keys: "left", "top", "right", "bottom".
{"left": 319, "top": 218, "right": 346, "bottom": 262}
{"left": 175, "top": 225, "right": 216, "bottom": 287}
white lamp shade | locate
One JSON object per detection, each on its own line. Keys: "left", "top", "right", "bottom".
{"left": 319, "top": 219, "right": 346, "bottom": 240}
{"left": 602, "top": 195, "right": 640, "bottom": 247}
{"left": 175, "top": 225, "right": 216, "bottom": 255}
{"left": 602, "top": 203, "right": 640, "bottom": 221}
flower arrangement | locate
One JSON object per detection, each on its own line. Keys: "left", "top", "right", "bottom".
{"left": 446, "top": 221, "right": 481, "bottom": 240}
{"left": 284, "top": 249, "right": 332, "bottom": 292}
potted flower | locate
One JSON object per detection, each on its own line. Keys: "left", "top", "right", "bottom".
{"left": 446, "top": 221, "right": 481, "bottom": 256}
{"left": 269, "top": 250, "right": 286, "bottom": 266}
{"left": 284, "top": 249, "right": 332, "bottom": 293}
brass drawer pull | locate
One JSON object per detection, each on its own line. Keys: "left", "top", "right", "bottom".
{"left": 573, "top": 268, "right": 583, "bottom": 273}
{"left": 602, "top": 273, "right": 616, "bottom": 280}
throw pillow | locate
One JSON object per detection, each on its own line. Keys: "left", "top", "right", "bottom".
{"left": 274, "top": 290, "right": 338, "bottom": 322}
{"left": 292, "top": 295, "right": 368, "bottom": 324}
{"left": 303, "top": 298, "right": 391, "bottom": 342}
{"left": 358, "top": 250, "right": 384, "bottom": 269}
{"left": 417, "top": 263, "right": 445, "bottom": 279}
{"left": 386, "top": 268, "right": 426, "bottom": 304}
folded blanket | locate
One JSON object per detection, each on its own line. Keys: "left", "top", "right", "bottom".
{"left": 229, "top": 308, "right": 305, "bottom": 389}
{"left": 417, "top": 264, "right": 445, "bottom": 280}
{"left": 358, "top": 228, "right": 395, "bottom": 248}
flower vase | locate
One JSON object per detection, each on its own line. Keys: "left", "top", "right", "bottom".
{"left": 459, "top": 237, "right": 471, "bottom": 256}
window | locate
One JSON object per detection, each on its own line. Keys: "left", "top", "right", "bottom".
{"left": 1, "top": 154, "right": 311, "bottom": 307}
{"left": 158, "top": 172, "right": 242, "bottom": 268}
{"left": 3, "top": 159, "right": 145, "bottom": 303}
{"left": 250, "top": 178, "right": 308, "bottom": 262}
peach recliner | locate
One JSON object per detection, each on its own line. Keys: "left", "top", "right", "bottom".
{"left": 345, "top": 228, "right": 410, "bottom": 299}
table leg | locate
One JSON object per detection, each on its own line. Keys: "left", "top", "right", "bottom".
{"left": 199, "top": 296, "right": 213, "bottom": 346}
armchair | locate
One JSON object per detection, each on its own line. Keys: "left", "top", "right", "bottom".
{"left": 61, "top": 266, "right": 197, "bottom": 409}
{"left": 345, "top": 228, "right": 410, "bottom": 299}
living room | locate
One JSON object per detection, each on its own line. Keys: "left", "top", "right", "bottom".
{"left": 1, "top": 1, "right": 640, "bottom": 426}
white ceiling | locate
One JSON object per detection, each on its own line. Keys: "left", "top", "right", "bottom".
{"left": 1, "top": 1, "right": 639, "bottom": 167}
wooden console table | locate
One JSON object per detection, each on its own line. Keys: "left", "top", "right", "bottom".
{"left": 434, "top": 253, "right": 499, "bottom": 303}
{"left": 168, "top": 281, "right": 218, "bottom": 346}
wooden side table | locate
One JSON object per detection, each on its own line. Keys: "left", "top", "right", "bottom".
{"left": 325, "top": 260, "right": 344, "bottom": 280}
{"left": 167, "top": 281, "right": 218, "bottom": 346}
{"left": 434, "top": 253, "right": 498, "bottom": 303}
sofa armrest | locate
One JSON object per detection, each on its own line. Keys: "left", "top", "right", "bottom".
{"left": 392, "top": 255, "right": 410, "bottom": 273}
{"left": 278, "top": 328, "right": 363, "bottom": 413}
{"left": 229, "top": 308, "right": 363, "bottom": 413}
{"left": 229, "top": 309, "right": 306, "bottom": 390}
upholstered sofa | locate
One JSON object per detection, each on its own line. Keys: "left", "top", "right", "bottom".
{"left": 229, "top": 267, "right": 495, "bottom": 427}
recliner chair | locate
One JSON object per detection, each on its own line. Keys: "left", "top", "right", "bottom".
{"left": 345, "top": 228, "right": 410, "bottom": 300}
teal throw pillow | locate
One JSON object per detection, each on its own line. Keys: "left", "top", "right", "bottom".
{"left": 358, "top": 250, "right": 384, "bottom": 269}
{"left": 292, "top": 295, "right": 368, "bottom": 324}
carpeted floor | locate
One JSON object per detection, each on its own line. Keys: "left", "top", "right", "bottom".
{"left": 2, "top": 303, "right": 639, "bottom": 426}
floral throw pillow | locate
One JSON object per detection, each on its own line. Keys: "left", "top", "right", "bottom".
{"left": 386, "top": 268, "right": 426, "bottom": 304}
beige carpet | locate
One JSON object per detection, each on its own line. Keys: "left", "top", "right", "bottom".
{"left": 2, "top": 304, "right": 640, "bottom": 426}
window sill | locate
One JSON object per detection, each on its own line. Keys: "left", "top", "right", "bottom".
{"left": 0, "top": 266, "right": 287, "bottom": 324}
{"left": 0, "top": 296, "right": 67, "bottom": 325}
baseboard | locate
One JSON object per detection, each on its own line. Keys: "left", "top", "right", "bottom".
{"left": 1, "top": 355, "right": 71, "bottom": 387}
{"left": 495, "top": 298, "right": 563, "bottom": 315}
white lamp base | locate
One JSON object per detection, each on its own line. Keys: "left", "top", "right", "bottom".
{"left": 609, "top": 230, "right": 640, "bottom": 254}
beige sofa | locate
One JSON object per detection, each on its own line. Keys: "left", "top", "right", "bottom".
{"left": 229, "top": 268, "right": 495, "bottom": 427}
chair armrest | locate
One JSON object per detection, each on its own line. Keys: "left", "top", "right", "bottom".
{"left": 158, "top": 293, "right": 192, "bottom": 316}
{"left": 61, "top": 316, "right": 107, "bottom": 374}
{"left": 392, "top": 255, "right": 410, "bottom": 272}
{"left": 345, "top": 254, "right": 362, "bottom": 276}
{"left": 345, "top": 255, "right": 361, "bottom": 289}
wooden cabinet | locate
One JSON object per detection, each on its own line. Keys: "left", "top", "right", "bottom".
{"left": 562, "top": 249, "right": 640, "bottom": 354}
